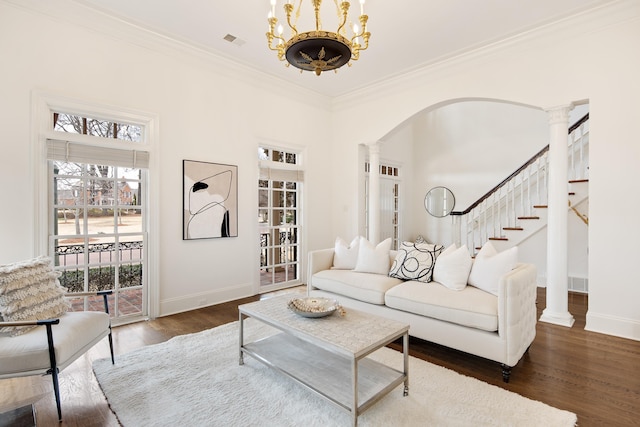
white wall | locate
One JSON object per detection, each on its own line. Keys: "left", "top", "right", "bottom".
{"left": 1, "top": 1, "right": 637, "bottom": 340}
{"left": 330, "top": 1, "right": 640, "bottom": 340}
{"left": 0, "top": 1, "right": 333, "bottom": 316}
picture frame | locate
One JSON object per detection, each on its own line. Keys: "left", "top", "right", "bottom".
{"left": 183, "top": 160, "right": 238, "bottom": 240}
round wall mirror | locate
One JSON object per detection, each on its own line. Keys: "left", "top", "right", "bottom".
{"left": 424, "top": 186, "right": 455, "bottom": 217}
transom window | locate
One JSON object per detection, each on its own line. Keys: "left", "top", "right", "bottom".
{"left": 53, "top": 112, "right": 142, "bottom": 142}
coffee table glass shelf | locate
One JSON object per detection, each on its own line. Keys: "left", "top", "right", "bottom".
{"left": 239, "top": 295, "right": 409, "bottom": 427}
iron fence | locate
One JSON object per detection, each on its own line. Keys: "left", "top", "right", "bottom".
{"left": 55, "top": 241, "right": 143, "bottom": 293}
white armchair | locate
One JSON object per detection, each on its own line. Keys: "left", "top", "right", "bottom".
{"left": 0, "top": 257, "right": 114, "bottom": 422}
{"left": 0, "top": 291, "right": 114, "bottom": 421}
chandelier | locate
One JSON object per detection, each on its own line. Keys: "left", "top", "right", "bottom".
{"left": 266, "top": 0, "right": 370, "bottom": 76}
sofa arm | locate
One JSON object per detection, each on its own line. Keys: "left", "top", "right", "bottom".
{"left": 307, "top": 249, "right": 335, "bottom": 291}
{"left": 497, "top": 263, "right": 538, "bottom": 366}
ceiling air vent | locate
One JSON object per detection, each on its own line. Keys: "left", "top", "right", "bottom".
{"left": 223, "top": 34, "right": 246, "bottom": 47}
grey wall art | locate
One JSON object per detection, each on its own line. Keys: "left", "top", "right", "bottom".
{"left": 183, "top": 160, "right": 238, "bottom": 240}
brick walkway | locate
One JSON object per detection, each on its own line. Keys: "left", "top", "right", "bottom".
{"left": 68, "top": 289, "right": 143, "bottom": 317}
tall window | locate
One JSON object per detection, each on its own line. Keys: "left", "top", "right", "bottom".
{"left": 48, "top": 111, "right": 149, "bottom": 324}
{"left": 258, "top": 146, "right": 303, "bottom": 291}
{"left": 365, "top": 162, "right": 401, "bottom": 249}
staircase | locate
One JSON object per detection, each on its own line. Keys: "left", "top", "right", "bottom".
{"left": 451, "top": 114, "right": 589, "bottom": 255}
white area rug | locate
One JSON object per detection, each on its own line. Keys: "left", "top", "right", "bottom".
{"left": 93, "top": 319, "right": 577, "bottom": 427}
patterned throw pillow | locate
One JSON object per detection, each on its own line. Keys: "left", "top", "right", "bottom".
{"left": 0, "top": 256, "right": 70, "bottom": 336}
{"left": 389, "top": 241, "right": 444, "bottom": 282}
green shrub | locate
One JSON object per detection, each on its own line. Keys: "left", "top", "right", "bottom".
{"left": 60, "top": 264, "right": 142, "bottom": 293}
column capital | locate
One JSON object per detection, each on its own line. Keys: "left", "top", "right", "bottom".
{"left": 365, "top": 141, "right": 382, "bottom": 154}
{"left": 545, "top": 104, "right": 574, "bottom": 125}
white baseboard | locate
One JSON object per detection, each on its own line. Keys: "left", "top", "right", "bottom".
{"left": 568, "top": 276, "right": 589, "bottom": 293}
{"left": 586, "top": 311, "right": 640, "bottom": 341}
{"left": 159, "top": 283, "right": 254, "bottom": 317}
{"left": 535, "top": 276, "right": 589, "bottom": 293}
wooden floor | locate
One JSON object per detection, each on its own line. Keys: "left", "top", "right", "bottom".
{"left": 1, "top": 288, "right": 638, "bottom": 426}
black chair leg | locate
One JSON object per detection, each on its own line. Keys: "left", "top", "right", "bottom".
{"left": 108, "top": 327, "right": 115, "bottom": 365}
{"left": 50, "top": 367, "right": 62, "bottom": 422}
{"left": 100, "top": 291, "right": 115, "bottom": 365}
{"left": 44, "top": 322, "right": 62, "bottom": 421}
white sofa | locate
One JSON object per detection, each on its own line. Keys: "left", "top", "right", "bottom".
{"left": 307, "top": 248, "right": 538, "bottom": 382}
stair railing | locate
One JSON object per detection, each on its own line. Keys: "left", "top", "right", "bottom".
{"left": 451, "top": 113, "right": 589, "bottom": 253}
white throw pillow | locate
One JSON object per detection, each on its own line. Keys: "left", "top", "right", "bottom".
{"left": 433, "top": 244, "right": 473, "bottom": 290}
{"left": 333, "top": 236, "right": 360, "bottom": 269}
{"left": 0, "top": 256, "right": 70, "bottom": 336}
{"left": 354, "top": 237, "right": 392, "bottom": 275}
{"left": 389, "top": 241, "right": 444, "bottom": 282}
{"left": 468, "top": 242, "right": 518, "bottom": 295}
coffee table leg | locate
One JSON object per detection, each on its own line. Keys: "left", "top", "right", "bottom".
{"left": 352, "top": 358, "right": 358, "bottom": 427}
{"left": 238, "top": 312, "right": 245, "bottom": 365}
{"left": 403, "top": 332, "right": 409, "bottom": 396}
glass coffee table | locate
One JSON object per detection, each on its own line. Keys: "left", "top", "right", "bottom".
{"left": 239, "top": 295, "right": 409, "bottom": 427}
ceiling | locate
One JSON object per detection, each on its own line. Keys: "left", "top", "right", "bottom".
{"left": 72, "top": 0, "right": 615, "bottom": 98}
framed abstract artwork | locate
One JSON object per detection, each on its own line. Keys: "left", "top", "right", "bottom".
{"left": 183, "top": 160, "right": 238, "bottom": 240}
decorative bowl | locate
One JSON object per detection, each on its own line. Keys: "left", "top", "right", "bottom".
{"left": 287, "top": 297, "right": 340, "bottom": 318}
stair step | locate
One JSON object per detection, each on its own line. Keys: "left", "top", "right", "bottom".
{"left": 569, "top": 179, "right": 589, "bottom": 183}
{"left": 503, "top": 227, "right": 524, "bottom": 231}
{"left": 533, "top": 205, "right": 547, "bottom": 209}
{"left": 489, "top": 237, "right": 508, "bottom": 241}
{"left": 518, "top": 216, "right": 540, "bottom": 220}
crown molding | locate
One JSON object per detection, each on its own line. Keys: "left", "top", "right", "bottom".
{"left": 3, "top": 0, "right": 333, "bottom": 112}
{"left": 332, "top": 0, "right": 639, "bottom": 111}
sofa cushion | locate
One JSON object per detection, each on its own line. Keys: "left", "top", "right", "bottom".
{"left": 0, "top": 311, "right": 110, "bottom": 375}
{"left": 312, "top": 269, "right": 403, "bottom": 305}
{"left": 389, "top": 241, "right": 444, "bottom": 282}
{"left": 384, "top": 280, "right": 499, "bottom": 332}
{"left": 333, "top": 236, "right": 360, "bottom": 269}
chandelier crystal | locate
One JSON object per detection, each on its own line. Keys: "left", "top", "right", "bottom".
{"left": 266, "top": 0, "right": 370, "bottom": 76}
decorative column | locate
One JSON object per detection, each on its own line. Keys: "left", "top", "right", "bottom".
{"left": 367, "top": 142, "right": 381, "bottom": 244}
{"left": 540, "top": 105, "right": 575, "bottom": 327}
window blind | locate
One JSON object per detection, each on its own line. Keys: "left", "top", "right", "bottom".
{"left": 258, "top": 161, "right": 304, "bottom": 182}
{"left": 46, "top": 139, "right": 150, "bottom": 169}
